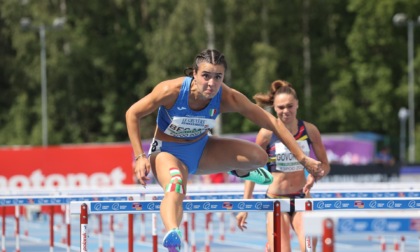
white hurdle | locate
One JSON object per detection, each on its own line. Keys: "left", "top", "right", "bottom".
{"left": 146, "top": 192, "right": 420, "bottom": 252}
{"left": 71, "top": 196, "right": 420, "bottom": 252}
{"left": 2, "top": 183, "right": 420, "bottom": 251}
{"left": 296, "top": 198, "right": 420, "bottom": 252}
{"left": 303, "top": 211, "right": 420, "bottom": 252}
{"left": 295, "top": 197, "right": 420, "bottom": 211}
{"left": 0, "top": 194, "right": 140, "bottom": 252}
{"left": 70, "top": 199, "right": 290, "bottom": 252}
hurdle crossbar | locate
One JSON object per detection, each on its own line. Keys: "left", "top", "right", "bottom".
{"left": 0, "top": 194, "right": 140, "bottom": 252}
{"left": 70, "top": 199, "right": 290, "bottom": 214}
{"left": 303, "top": 211, "right": 420, "bottom": 252}
{"left": 0, "top": 194, "right": 141, "bottom": 206}
{"left": 295, "top": 197, "right": 420, "bottom": 211}
{"left": 70, "top": 199, "right": 289, "bottom": 252}
{"left": 145, "top": 190, "right": 420, "bottom": 201}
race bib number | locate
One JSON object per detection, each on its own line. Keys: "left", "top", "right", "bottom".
{"left": 148, "top": 139, "right": 162, "bottom": 155}
{"left": 274, "top": 140, "right": 310, "bottom": 172}
{"left": 164, "top": 116, "right": 215, "bottom": 138}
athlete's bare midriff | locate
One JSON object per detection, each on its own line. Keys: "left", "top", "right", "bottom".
{"left": 266, "top": 171, "right": 307, "bottom": 195}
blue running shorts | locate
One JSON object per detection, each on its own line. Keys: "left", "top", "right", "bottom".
{"left": 148, "top": 134, "right": 209, "bottom": 174}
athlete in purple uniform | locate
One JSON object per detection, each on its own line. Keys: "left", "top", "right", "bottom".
{"left": 236, "top": 80, "right": 330, "bottom": 252}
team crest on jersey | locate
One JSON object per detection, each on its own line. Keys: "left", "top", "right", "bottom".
{"left": 209, "top": 109, "right": 217, "bottom": 117}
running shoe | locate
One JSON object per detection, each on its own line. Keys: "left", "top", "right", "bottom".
{"left": 163, "top": 228, "right": 182, "bottom": 252}
{"left": 229, "top": 167, "right": 273, "bottom": 185}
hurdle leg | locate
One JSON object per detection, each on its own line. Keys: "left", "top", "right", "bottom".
{"left": 22, "top": 207, "right": 28, "bottom": 237}
{"left": 205, "top": 213, "right": 212, "bottom": 252}
{"left": 322, "top": 218, "right": 334, "bottom": 252}
{"left": 152, "top": 213, "right": 158, "bottom": 252}
{"left": 65, "top": 205, "right": 71, "bottom": 252}
{"left": 80, "top": 203, "right": 88, "bottom": 252}
{"left": 110, "top": 215, "right": 115, "bottom": 252}
{"left": 209, "top": 214, "right": 213, "bottom": 243}
{"left": 380, "top": 236, "right": 386, "bottom": 252}
{"left": 60, "top": 205, "right": 65, "bottom": 244}
{"left": 393, "top": 237, "right": 400, "bottom": 251}
{"left": 400, "top": 236, "right": 405, "bottom": 252}
{"left": 128, "top": 214, "right": 134, "bottom": 252}
{"left": 305, "top": 200, "right": 314, "bottom": 252}
{"left": 191, "top": 213, "right": 196, "bottom": 252}
{"left": 218, "top": 213, "right": 225, "bottom": 241}
{"left": 140, "top": 213, "right": 146, "bottom": 242}
{"left": 49, "top": 205, "right": 54, "bottom": 252}
{"left": 229, "top": 213, "right": 235, "bottom": 233}
{"left": 183, "top": 213, "right": 189, "bottom": 252}
{"left": 2, "top": 207, "right": 5, "bottom": 252}
{"left": 15, "top": 206, "right": 20, "bottom": 252}
{"left": 305, "top": 236, "right": 313, "bottom": 252}
{"left": 273, "top": 200, "right": 281, "bottom": 252}
{"left": 98, "top": 215, "right": 103, "bottom": 252}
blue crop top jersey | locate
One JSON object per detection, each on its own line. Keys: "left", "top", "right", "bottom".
{"left": 266, "top": 119, "right": 312, "bottom": 173}
{"left": 156, "top": 77, "right": 222, "bottom": 140}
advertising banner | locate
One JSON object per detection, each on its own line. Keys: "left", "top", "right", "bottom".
{"left": 0, "top": 143, "right": 138, "bottom": 189}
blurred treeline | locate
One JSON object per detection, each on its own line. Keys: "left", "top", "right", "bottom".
{"left": 0, "top": 0, "right": 419, "bottom": 156}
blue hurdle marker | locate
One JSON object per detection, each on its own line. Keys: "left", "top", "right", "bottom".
{"left": 70, "top": 199, "right": 290, "bottom": 252}
{"left": 0, "top": 194, "right": 140, "bottom": 252}
{"left": 302, "top": 211, "right": 420, "bottom": 252}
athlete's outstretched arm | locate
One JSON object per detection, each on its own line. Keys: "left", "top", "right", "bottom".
{"left": 126, "top": 78, "right": 182, "bottom": 185}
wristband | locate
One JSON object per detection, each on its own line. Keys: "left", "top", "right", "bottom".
{"left": 135, "top": 153, "right": 147, "bottom": 161}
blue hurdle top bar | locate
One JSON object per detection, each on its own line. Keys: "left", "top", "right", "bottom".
{"left": 70, "top": 199, "right": 291, "bottom": 214}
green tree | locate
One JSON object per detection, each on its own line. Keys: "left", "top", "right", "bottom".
{"left": 0, "top": 0, "right": 419, "bottom": 162}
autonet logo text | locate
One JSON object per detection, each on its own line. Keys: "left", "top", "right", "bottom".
{"left": 0, "top": 167, "right": 126, "bottom": 189}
